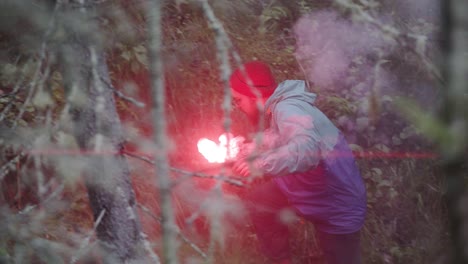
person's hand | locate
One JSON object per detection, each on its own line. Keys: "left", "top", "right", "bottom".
{"left": 237, "top": 142, "right": 256, "bottom": 159}
{"left": 232, "top": 141, "right": 265, "bottom": 177}
{"left": 232, "top": 156, "right": 263, "bottom": 177}
{"left": 232, "top": 158, "right": 251, "bottom": 177}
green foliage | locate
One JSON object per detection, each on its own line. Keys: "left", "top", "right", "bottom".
{"left": 396, "top": 97, "right": 464, "bottom": 158}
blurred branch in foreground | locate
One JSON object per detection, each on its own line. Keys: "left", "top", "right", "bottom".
{"left": 440, "top": 0, "right": 468, "bottom": 263}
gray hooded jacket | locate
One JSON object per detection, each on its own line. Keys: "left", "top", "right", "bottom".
{"left": 256, "top": 80, "right": 367, "bottom": 234}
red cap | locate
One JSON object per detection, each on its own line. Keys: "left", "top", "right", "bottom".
{"left": 230, "top": 61, "right": 276, "bottom": 98}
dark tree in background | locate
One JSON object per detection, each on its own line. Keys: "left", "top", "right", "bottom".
{"left": 1, "top": 0, "right": 154, "bottom": 263}
{"left": 56, "top": 2, "right": 148, "bottom": 262}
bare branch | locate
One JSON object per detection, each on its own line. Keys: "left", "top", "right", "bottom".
{"left": 139, "top": 232, "right": 161, "bottom": 264}
{"left": 199, "top": 0, "right": 233, "bottom": 135}
{"left": 184, "top": 200, "right": 207, "bottom": 226}
{"left": 18, "top": 183, "right": 65, "bottom": 215}
{"left": 145, "top": 0, "right": 178, "bottom": 262}
{"left": 100, "top": 76, "right": 145, "bottom": 108}
{"left": 33, "top": 155, "right": 47, "bottom": 200}
{"left": 70, "top": 209, "right": 106, "bottom": 264}
{"left": 198, "top": 0, "right": 267, "bottom": 161}
{"left": 11, "top": 72, "right": 40, "bottom": 128}
{"left": 123, "top": 151, "right": 244, "bottom": 187}
{"left": 207, "top": 182, "right": 223, "bottom": 262}
{"left": 199, "top": 2, "right": 238, "bottom": 260}
{"left": 137, "top": 203, "right": 208, "bottom": 259}
{"left": 0, "top": 153, "right": 25, "bottom": 182}
{"left": 170, "top": 167, "right": 244, "bottom": 187}
{"left": 10, "top": 0, "right": 61, "bottom": 128}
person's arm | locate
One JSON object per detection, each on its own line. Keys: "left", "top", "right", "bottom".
{"left": 255, "top": 101, "right": 322, "bottom": 176}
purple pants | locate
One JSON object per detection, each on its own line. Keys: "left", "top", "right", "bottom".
{"left": 244, "top": 180, "right": 362, "bottom": 264}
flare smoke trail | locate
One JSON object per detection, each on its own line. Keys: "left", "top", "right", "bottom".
{"left": 293, "top": 3, "right": 440, "bottom": 100}
{"left": 294, "top": 10, "right": 390, "bottom": 92}
{"left": 293, "top": 3, "right": 441, "bottom": 146}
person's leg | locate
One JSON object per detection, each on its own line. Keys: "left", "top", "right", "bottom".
{"left": 245, "top": 180, "right": 292, "bottom": 262}
{"left": 316, "top": 230, "right": 362, "bottom": 264}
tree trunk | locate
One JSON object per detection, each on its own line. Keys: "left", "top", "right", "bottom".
{"left": 56, "top": 2, "right": 148, "bottom": 263}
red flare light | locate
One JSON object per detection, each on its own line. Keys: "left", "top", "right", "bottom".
{"left": 197, "top": 133, "right": 244, "bottom": 163}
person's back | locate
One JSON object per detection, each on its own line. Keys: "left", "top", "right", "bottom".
{"left": 265, "top": 80, "right": 367, "bottom": 234}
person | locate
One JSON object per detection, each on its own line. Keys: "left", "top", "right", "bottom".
{"left": 229, "top": 61, "right": 367, "bottom": 264}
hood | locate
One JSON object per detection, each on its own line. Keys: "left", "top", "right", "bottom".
{"left": 265, "top": 80, "right": 316, "bottom": 112}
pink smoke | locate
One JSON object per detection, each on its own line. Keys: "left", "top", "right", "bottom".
{"left": 294, "top": 11, "right": 391, "bottom": 91}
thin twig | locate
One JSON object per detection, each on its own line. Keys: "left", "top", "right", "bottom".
{"left": 18, "top": 183, "right": 65, "bottom": 215}
{"left": 198, "top": 0, "right": 267, "bottom": 162}
{"left": 0, "top": 102, "right": 15, "bottom": 122}
{"left": 0, "top": 153, "right": 25, "bottom": 182}
{"left": 90, "top": 47, "right": 106, "bottom": 152}
{"left": 70, "top": 209, "right": 106, "bottom": 264}
{"left": 198, "top": 3, "right": 239, "bottom": 259}
{"left": 123, "top": 151, "right": 244, "bottom": 187}
{"left": 0, "top": 87, "right": 22, "bottom": 99}
{"left": 297, "top": 59, "right": 311, "bottom": 91}
{"left": 137, "top": 203, "right": 208, "bottom": 259}
{"left": 139, "top": 232, "right": 161, "bottom": 264}
{"left": 0, "top": 57, "right": 29, "bottom": 120}
{"left": 11, "top": 76, "right": 39, "bottom": 129}
{"left": 122, "top": 150, "right": 154, "bottom": 164}
{"left": 33, "top": 155, "right": 47, "bottom": 200}
{"left": 100, "top": 76, "right": 145, "bottom": 108}
{"left": 184, "top": 200, "right": 207, "bottom": 226}
{"left": 199, "top": 0, "right": 233, "bottom": 134}
{"left": 207, "top": 182, "right": 223, "bottom": 261}
{"left": 171, "top": 167, "right": 244, "bottom": 187}
{"left": 11, "top": 0, "right": 61, "bottom": 128}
